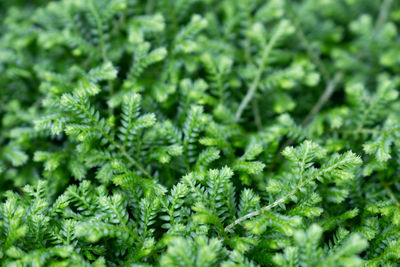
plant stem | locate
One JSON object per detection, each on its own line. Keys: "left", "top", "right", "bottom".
{"left": 381, "top": 181, "right": 400, "bottom": 206}
{"left": 331, "top": 126, "right": 400, "bottom": 136}
{"left": 225, "top": 157, "right": 347, "bottom": 232}
{"left": 279, "top": 72, "right": 343, "bottom": 152}
{"left": 302, "top": 72, "right": 343, "bottom": 126}
{"left": 235, "top": 23, "right": 286, "bottom": 122}
{"left": 88, "top": 0, "right": 108, "bottom": 63}
{"left": 107, "top": 136, "right": 153, "bottom": 180}
{"left": 373, "top": 0, "right": 394, "bottom": 39}
{"left": 286, "top": 4, "right": 330, "bottom": 83}
{"left": 81, "top": 105, "right": 153, "bottom": 179}
{"left": 252, "top": 99, "right": 262, "bottom": 131}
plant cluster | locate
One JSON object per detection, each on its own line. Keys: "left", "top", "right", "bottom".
{"left": 1, "top": 0, "right": 400, "bottom": 266}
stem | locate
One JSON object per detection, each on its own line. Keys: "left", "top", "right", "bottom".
{"left": 235, "top": 23, "right": 286, "bottom": 122}
{"left": 109, "top": 202, "right": 139, "bottom": 240}
{"left": 107, "top": 136, "right": 153, "bottom": 180}
{"left": 224, "top": 193, "right": 288, "bottom": 232}
{"left": 146, "top": 0, "right": 154, "bottom": 14}
{"left": 279, "top": 72, "right": 343, "bottom": 153}
{"left": 381, "top": 181, "right": 400, "bottom": 206}
{"left": 252, "top": 99, "right": 263, "bottom": 131}
{"left": 225, "top": 178, "right": 310, "bottom": 232}
{"left": 356, "top": 93, "right": 382, "bottom": 133}
{"left": 332, "top": 126, "right": 400, "bottom": 136}
{"left": 78, "top": 102, "right": 153, "bottom": 179}
{"left": 302, "top": 72, "right": 343, "bottom": 126}
{"left": 224, "top": 157, "right": 347, "bottom": 232}
{"left": 373, "top": 0, "right": 394, "bottom": 39}
{"left": 286, "top": 4, "right": 330, "bottom": 83}
{"left": 88, "top": 0, "right": 108, "bottom": 62}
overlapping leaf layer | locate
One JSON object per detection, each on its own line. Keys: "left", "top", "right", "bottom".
{"left": 1, "top": 0, "right": 400, "bottom": 266}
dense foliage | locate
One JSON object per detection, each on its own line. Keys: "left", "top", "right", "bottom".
{"left": 1, "top": 0, "right": 400, "bottom": 266}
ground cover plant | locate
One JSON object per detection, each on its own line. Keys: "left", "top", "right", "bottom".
{"left": 1, "top": 0, "right": 400, "bottom": 266}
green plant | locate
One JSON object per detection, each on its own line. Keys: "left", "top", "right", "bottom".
{"left": 1, "top": 0, "right": 400, "bottom": 266}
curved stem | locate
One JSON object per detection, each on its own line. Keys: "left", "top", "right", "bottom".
{"left": 235, "top": 22, "right": 286, "bottom": 122}
{"left": 302, "top": 72, "right": 343, "bottom": 126}
{"left": 381, "top": 181, "right": 400, "bottom": 207}
{"left": 78, "top": 101, "right": 153, "bottom": 179}
{"left": 88, "top": 0, "right": 108, "bottom": 62}
{"left": 224, "top": 157, "right": 349, "bottom": 232}
{"left": 105, "top": 133, "right": 153, "bottom": 180}
{"left": 373, "top": 0, "right": 394, "bottom": 39}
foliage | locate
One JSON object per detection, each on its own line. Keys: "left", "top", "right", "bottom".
{"left": 1, "top": 0, "right": 400, "bottom": 266}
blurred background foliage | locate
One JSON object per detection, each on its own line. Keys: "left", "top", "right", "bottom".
{"left": 1, "top": 0, "right": 400, "bottom": 266}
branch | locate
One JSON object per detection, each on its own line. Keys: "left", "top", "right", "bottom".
{"left": 373, "top": 0, "right": 394, "bottom": 39}
{"left": 302, "top": 72, "right": 343, "bottom": 126}
{"left": 81, "top": 105, "right": 154, "bottom": 180}
{"left": 330, "top": 125, "right": 400, "bottom": 136}
{"left": 224, "top": 175, "right": 314, "bottom": 232}
{"left": 286, "top": 3, "right": 330, "bottom": 83}
{"left": 225, "top": 158, "right": 347, "bottom": 232}
{"left": 235, "top": 23, "right": 286, "bottom": 122}
{"left": 88, "top": 0, "right": 108, "bottom": 62}
{"left": 381, "top": 181, "right": 400, "bottom": 207}
{"left": 252, "top": 99, "right": 263, "bottom": 131}
{"left": 107, "top": 136, "right": 154, "bottom": 180}
{"left": 278, "top": 72, "right": 343, "bottom": 152}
